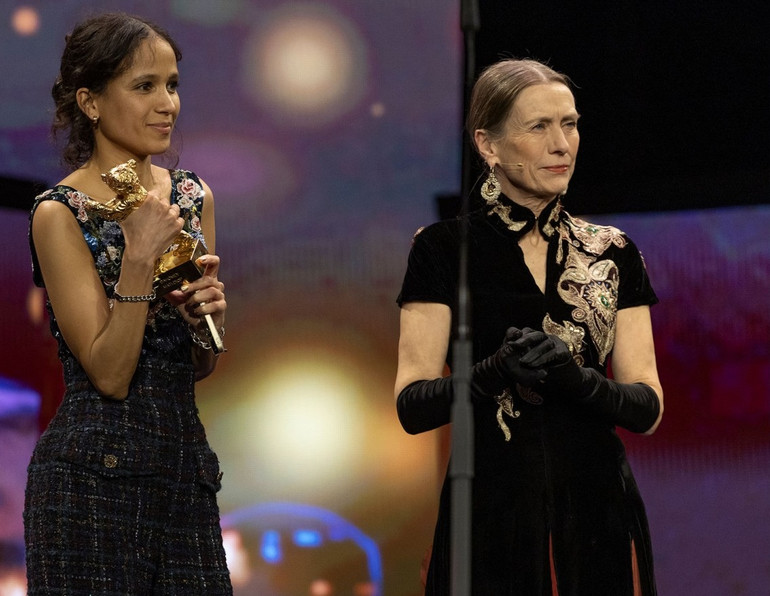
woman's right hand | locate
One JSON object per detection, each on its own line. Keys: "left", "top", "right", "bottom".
{"left": 119, "top": 190, "right": 185, "bottom": 264}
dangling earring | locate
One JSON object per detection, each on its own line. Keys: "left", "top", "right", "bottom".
{"left": 91, "top": 115, "right": 99, "bottom": 127}
{"left": 480, "top": 164, "right": 501, "bottom": 203}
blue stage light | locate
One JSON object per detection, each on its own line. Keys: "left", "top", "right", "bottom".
{"left": 260, "top": 529, "right": 282, "bottom": 564}
{"left": 293, "top": 529, "right": 323, "bottom": 547}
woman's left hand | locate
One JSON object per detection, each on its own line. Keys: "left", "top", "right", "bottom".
{"left": 166, "top": 254, "right": 226, "bottom": 331}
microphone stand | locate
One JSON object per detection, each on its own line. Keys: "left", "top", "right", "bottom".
{"left": 450, "top": 1, "right": 479, "bottom": 594}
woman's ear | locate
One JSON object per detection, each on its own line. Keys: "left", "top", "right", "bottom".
{"left": 76, "top": 88, "right": 97, "bottom": 120}
{"left": 474, "top": 129, "right": 497, "bottom": 167}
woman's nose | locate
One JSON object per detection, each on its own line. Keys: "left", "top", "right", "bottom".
{"left": 157, "top": 90, "right": 178, "bottom": 113}
{"left": 549, "top": 127, "right": 570, "bottom": 153}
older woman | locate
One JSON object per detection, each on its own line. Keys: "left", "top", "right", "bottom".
{"left": 395, "top": 58, "right": 663, "bottom": 595}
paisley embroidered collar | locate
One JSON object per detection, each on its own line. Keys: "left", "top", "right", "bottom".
{"left": 485, "top": 194, "right": 563, "bottom": 239}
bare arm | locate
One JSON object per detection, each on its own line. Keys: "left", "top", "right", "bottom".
{"left": 33, "top": 193, "right": 184, "bottom": 399}
{"left": 610, "top": 305, "right": 664, "bottom": 434}
{"left": 393, "top": 301, "right": 451, "bottom": 398}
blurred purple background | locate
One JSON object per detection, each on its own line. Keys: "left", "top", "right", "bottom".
{"left": 1, "top": 1, "right": 768, "bottom": 594}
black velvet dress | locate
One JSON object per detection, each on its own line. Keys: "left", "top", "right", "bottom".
{"left": 397, "top": 197, "right": 658, "bottom": 595}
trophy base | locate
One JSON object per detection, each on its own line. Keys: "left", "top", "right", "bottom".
{"left": 152, "top": 235, "right": 226, "bottom": 354}
{"left": 153, "top": 235, "right": 207, "bottom": 297}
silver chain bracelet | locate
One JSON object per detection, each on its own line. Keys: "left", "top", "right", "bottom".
{"left": 188, "top": 323, "right": 225, "bottom": 350}
{"left": 113, "top": 283, "right": 156, "bottom": 302}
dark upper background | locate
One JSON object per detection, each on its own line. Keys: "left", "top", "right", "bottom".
{"left": 468, "top": 0, "right": 770, "bottom": 215}
{"left": 3, "top": 2, "right": 768, "bottom": 216}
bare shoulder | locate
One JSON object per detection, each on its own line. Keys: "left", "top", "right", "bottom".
{"left": 198, "top": 176, "right": 214, "bottom": 202}
{"left": 32, "top": 196, "right": 75, "bottom": 226}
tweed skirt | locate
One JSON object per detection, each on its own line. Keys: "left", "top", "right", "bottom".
{"left": 24, "top": 437, "right": 232, "bottom": 595}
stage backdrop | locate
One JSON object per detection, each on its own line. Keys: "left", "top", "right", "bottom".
{"left": 1, "top": 1, "right": 768, "bottom": 595}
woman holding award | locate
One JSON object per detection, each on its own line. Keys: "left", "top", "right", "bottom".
{"left": 24, "top": 12, "right": 232, "bottom": 594}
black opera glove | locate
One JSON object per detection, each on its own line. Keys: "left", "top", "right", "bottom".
{"left": 396, "top": 327, "right": 548, "bottom": 435}
{"left": 491, "top": 326, "right": 549, "bottom": 389}
{"left": 517, "top": 332, "right": 661, "bottom": 433}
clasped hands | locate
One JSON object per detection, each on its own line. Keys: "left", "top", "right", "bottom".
{"left": 491, "top": 327, "right": 579, "bottom": 392}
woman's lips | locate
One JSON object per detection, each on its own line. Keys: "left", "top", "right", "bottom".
{"left": 149, "top": 123, "right": 173, "bottom": 134}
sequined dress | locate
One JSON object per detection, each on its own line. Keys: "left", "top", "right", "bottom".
{"left": 397, "top": 197, "right": 658, "bottom": 595}
{"left": 24, "top": 170, "right": 232, "bottom": 595}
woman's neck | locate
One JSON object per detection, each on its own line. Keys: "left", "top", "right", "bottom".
{"left": 88, "top": 151, "right": 154, "bottom": 188}
{"left": 507, "top": 194, "right": 557, "bottom": 219}
{"left": 60, "top": 154, "right": 159, "bottom": 202}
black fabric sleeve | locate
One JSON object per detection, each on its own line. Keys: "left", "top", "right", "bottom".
{"left": 615, "top": 235, "right": 658, "bottom": 310}
{"left": 396, "top": 221, "right": 458, "bottom": 308}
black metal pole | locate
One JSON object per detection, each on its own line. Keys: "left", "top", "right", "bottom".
{"left": 450, "top": 1, "right": 479, "bottom": 594}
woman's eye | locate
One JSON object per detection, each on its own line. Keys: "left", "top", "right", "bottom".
{"left": 167, "top": 81, "right": 179, "bottom": 92}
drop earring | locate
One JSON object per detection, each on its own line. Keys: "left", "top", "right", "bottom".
{"left": 92, "top": 115, "right": 99, "bottom": 127}
{"left": 480, "top": 164, "right": 501, "bottom": 203}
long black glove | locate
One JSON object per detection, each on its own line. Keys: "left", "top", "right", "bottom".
{"left": 397, "top": 327, "right": 546, "bottom": 434}
{"left": 516, "top": 331, "right": 661, "bottom": 433}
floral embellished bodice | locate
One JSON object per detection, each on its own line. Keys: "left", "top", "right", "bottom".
{"left": 396, "top": 195, "right": 659, "bottom": 595}
{"left": 28, "top": 168, "right": 223, "bottom": 498}
{"left": 30, "top": 169, "right": 208, "bottom": 380}
{"left": 399, "top": 197, "right": 657, "bottom": 380}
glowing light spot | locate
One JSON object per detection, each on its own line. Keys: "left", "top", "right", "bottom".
{"left": 354, "top": 583, "right": 377, "bottom": 596}
{"left": 11, "top": 6, "right": 39, "bottom": 36}
{"left": 310, "top": 579, "right": 333, "bottom": 596}
{"left": 230, "top": 352, "right": 367, "bottom": 491}
{"left": 370, "top": 102, "right": 386, "bottom": 118}
{"left": 26, "top": 286, "right": 45, "bottom": 326}
{"left": 261, "top": 530, "right": 282, "bottom": 564}
{"left": 0, "top": 567, "right": 27, "bottom": 596}
{"left": 255, "top": 362, "right": 364, "bottom": 473}
{"left": 242, "top": 4, "right": 368, "bottom": 126}
{"left": 293, "top": 529, "right": 323, "bottom": 547}
{"left": 222, "top": 529, "right": 251, "bottom": 587}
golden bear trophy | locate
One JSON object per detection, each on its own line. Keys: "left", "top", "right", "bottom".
{"left": 87, "top": 159, "right": 225, "bottom": 353}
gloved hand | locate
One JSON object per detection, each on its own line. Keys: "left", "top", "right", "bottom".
{"left": 473, "top": 327, "right": 548, "bottom": 394}
{"left": 514, "top": 331, "right": 584, "bottom": 394}
{"left": 514, "top": 331, "right": 660, "bottom": 433}
{"left": 396, "top": 327, "right": 547, "bottom": 434}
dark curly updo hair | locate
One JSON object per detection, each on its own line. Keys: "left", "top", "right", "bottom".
{"left": 52, "top": 12, "right": 182, "bottom": 169}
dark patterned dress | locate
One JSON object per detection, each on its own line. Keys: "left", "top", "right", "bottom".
{"left": 24, "top": 170, "right": 232, "bottom": 595}
{"left": 398, "top": 197, "right": 658, "bottom": 595}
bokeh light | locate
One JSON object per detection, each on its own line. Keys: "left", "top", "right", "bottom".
{"left": 369, "top": 102, "right": 386, "bottom": 118}
{"left": 214, "top": 338, "right": 373, "bottom": 498}
{"left": 222, "top": 528, "right": 252, "bottom": 587}
{"left": 10, "top": 6, "right": 39, "bottom": 37}
{"left": 0, "top": 570, "right": 27, "bottom": 596}
{"left": 249, "top": 357, "right": 366, "bottom": 482}
{"left": 241, "top": 3, "right": 368, "bottom": 127}
{"left": 309, "top": 579, "right": 333, "bottom": 595}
